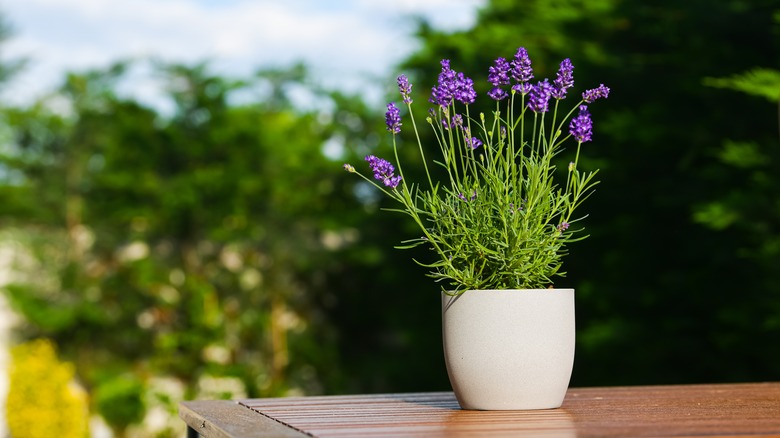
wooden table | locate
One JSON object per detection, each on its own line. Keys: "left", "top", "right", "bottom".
{"left": 179, "top": 382, "right": 780, "bottom": 437}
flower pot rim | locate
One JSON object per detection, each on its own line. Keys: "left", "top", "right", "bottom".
{"left": 446, "top": 288, "right": 574, "bottom": 294}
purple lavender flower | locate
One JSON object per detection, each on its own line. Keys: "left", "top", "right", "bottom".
{"left": 443, "top": 113, "right": 465, "bottom": 130}
{"left": 488, "top": 57, "right": 511, "bottom": 101}
{"left": 569, "top": 105, "right": 592, "bottom": 143}
{"left": 462, "top": 127, "right": 482, "bottom": 149}
{"left": 385, "top": 102, "right": 401, "bottom": 134}
{"left": 455, "top": 73, "right": 477, "bottom": 105}
{"left": 582, "top": 84, "right": 610, "bottom": 103}
{"left": 397, "top": 74, "right": 413, "bottom": 104}
{"left": 488, "top": 57, "right": 511, "bottom": 86}
{"left": 488, "top": 87, "right": 509, "bottom": 101}
{"left": 457, "top": 191, "right": 477, "bottom": 202}
{"left": 465, "top": 135, "right": 483, "bottom": 149}
{"left": 430, "top": 59, "right": 457, "bottom": 107}
{"left": 510, "top": 47, "right": 534, "bottom": 94}
{"left": 557, "top": 222, "right": 570, "bottom": 231}
{"left": 527, "top": 79, "right": 553, "bottom": 113}
{"left": 430, "top": 59, "right": 476, "bottom": 106}
{"left": 551, "top": 58, "right": 574, "bottom": 99}
{"left": 452, "top": 114, "right": 463, "bottom": 127}
{"left": 365, "top": 155, "right": 402, "bottom": 188}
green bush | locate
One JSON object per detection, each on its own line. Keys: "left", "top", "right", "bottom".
{"left": 93, "top": 374, "right": 146, "bottom": 435}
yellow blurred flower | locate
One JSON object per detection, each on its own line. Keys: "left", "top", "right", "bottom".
{"left": 6, "top": 339, "right": 89, "bottom": 438}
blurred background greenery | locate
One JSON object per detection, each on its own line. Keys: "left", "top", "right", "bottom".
{"left": 1, "top": 0, "right": 779, "bottom": 436}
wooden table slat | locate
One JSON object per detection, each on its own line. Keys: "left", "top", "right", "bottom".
{"left": 179, "top": 400, "right": 310, "bottom": 438}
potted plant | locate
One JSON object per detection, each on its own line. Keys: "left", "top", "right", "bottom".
{"left": 344, "top": 47, "right": 610, "bottom": 410}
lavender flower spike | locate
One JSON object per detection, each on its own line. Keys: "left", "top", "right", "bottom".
{"left": 551, "top": 58, "right": 574, "bottom": 99}
{"left": 510, "top": 47, "right": 534, "bottom": 94}
{"left": 365, "top": 155, "right": 402, "bottom": 188}
{"left": 455, "top": 72, "right": 477, "bottom": 105}
{"left": 430, "top": 59, "right": 456, "bottom": 107}
{"left": 397, "top": 74, "right": 413, "bottom": 104}
{"left": 583, "top": 84, "right": 611, "bottom": 103}
{"left": 430, "top": 59, "right": 477, "bottom": 106}
{"left": 527, "top": 79, "right": 553, "bottom": 113}
{"left": 487, "top": 57, "right": 511, "bottom": 101}
{"left": 569, "top": 105, "right": 592, "bottom": 143}
{"left": 385, "top": 102, "right": 402, "bottom": 134}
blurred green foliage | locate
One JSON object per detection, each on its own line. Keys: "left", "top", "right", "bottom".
{"left": 0, "top": 58, "right": 401, "bottom": 434}
{"left": 93, "top": 374, "right": 145, "bottom": 436}
{"left": 0, "top": 0, "right": 779, "bottom": 435}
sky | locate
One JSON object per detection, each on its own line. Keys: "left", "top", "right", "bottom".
{"left": 0, "top": 0, "right": 484, "bottom": 110}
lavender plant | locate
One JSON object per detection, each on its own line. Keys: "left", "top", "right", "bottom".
{"left": 345, "top": 47, "right": 610, "bottom": 293}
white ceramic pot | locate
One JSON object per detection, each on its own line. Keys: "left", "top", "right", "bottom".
{"left": 441, "top": 288, "right": 575, "bottom": 410}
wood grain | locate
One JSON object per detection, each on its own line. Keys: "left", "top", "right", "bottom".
{"left": 235, "top": 382, "right": 780, "bottom": 437}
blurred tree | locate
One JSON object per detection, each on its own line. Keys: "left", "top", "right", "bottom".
{"left": 0, "top": 60, "right": 385, "bottom": 433}
{"left": 0, "top": 12, "right": 25, "bottom": 88}
{"left": 693, "top": 64, "right": 780, "bottom": 374}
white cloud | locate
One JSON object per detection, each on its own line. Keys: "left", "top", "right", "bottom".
{"left": 0, "top": 0, "right": 483, "bottom": 106}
